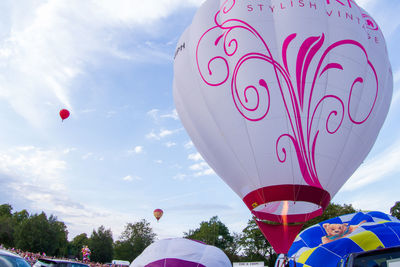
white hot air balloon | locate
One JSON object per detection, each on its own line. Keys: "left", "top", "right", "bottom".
{"left": 130, "top": 238, "right": 231, "bottom": 267}
{"left": 173, "top": 0, "right": 393, "bottom": 254}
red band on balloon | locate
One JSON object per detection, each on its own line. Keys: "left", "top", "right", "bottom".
{"left": 243, "top": 184, "right": 331, "bottom": 223}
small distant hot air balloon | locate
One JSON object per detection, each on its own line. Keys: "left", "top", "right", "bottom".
{"left": 59, "top": 109, "right": 70, "bottom": 121}
{"left": 153, "top": 209, "right": 163, "bottom": 222}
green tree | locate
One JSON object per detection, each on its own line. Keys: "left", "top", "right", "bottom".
{"left": 70, "top": 233, "right": 89, "bottom": 259}
{"left": 390, "top": 201, "right": 400, "bottom": 220}
{"left": 114, "top": 219, "right": 156, "bottom": 262}
{"left": 48, "top": 215, "right": 68, "bottom": 256}
{"left": 0, "top": 204, "right": 14, "bottom": 247}
{"left": 0, "top": 205, "right": 29, "bottom": 248}
{"left": 15, "top": 212, "right": 51, "bottom": 254}
{"left": 113, "top": 240, "right": 133, "bottom": 261}
{"left": 224, "top": 232, "right": 242, "bottom": 262}
{"left": 183, "top": 216, "right": 233, "bottom": 250}
{"left": 13, "top": 209, "right": 29, "bottom": 224}
{"left": 14, "top": 212, "right": 68, "bottom": 256}
{"left": 0, "top": 204, "right": 12, "bottom": 217}
{"left": 0, "top": 216, "right": 14, "bottom": 247}
{"left": 89, "top": 225, "right": 113, "bottom": 263}
{"left": 239, "top": 219, "right": 274, "bottom": 265}
{"left": 302, "top": 203, "right": 358, "bottom": 230}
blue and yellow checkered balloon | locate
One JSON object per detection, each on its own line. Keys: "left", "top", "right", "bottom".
{"left": 286, "top": 211, "right": 400, "bottom": 267}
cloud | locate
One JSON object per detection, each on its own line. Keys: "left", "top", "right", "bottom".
{"left": 0, "top": 147, "right": 141, "bottom": 240}
{"left": 0, "top": 146, "right": 66, "bottom": 184}
{"left": 165, "top": 142, "right": 177, "bottom": 148}
{"left": 0, "top": 0, "right": 204, "bottom": 128}
{"left": 9, "top": 183, "right": 82, "bottom": 213}
{"left": 173, "top": 173, "right": 187, "bottom": 180}
{"left": 90, "top": 0, "right": 204, "bottom": 26}
{"left": 349, "top": 191, "right": 395, "bottom": 213}
{"left": 189, "top": 161, "right": 209, "bottom": 171}
{"left": 168, "top": 203, "right": 233, "bottom": 212}
{"left": 158, "top": 129, "right": 174, "bottom": 138}
{"left": 193, "top": 168, "right": 215, "bottom": 177}
{"left": 0, "top": 2, "right": 87, "bottom": 127}
{"left": 147, "top": 109, "right": 159, "bottom": 121}
{"left": 146, "top": 128, "right": 181, "bottom": 140}
{"left": 356, "top": 0, "right": 378, "bottom": 9}
{"left": 63, "top": 147, "right": 77, "bottom": 154}
{"left": 129, "top": 146, "right": 144, "bottom": 154}
{"left": 394, "top": 69, "right": 400, "bottom": 84}
{"left": 187, "top": 152, "right": 214, "bottom": 177}
{"left": 80, "top": 108, "right": 96, "bottom": 114}
{"left": 122, "top": 175, "right": 142, "bottom": 182}
{"left": 25, "top": 194, "right": 140, "bottom": 240}
{"left": 0, "top": 146, "right": 88, "bottom": 233}
{"left": 342, "top": 137, "right": 400, "bottom": 191}
{"left": 82, "top": 153, "right": 93, "bottom": 160}
{"left": 184, "top": 141, "right": 194, "bottom": 149}
{"left": 170, "top": 163, "right": 183, "bottom": 170}
{"left": 158, "top": 191, "right": 204, "bottom": 202}
{"left": 160, "top": 109, "right": 179, "bottom": 120}
{"left": 188, "top": 152, "right": 203, "bottom": 161}
{"left": 109, "top": 43, "right": 173, "bottom": 63}
{"left": 146, "top": 131, "right": 158, "bottom": 140}
{"left": 147, "top": 109, "right": 179, "bottom": 123}
{"left": 392, "top": 68, "right": 400, "bottom": 106}
{"left": 106, "top": 110, "right": 117, "bottom": 118}
{"left": 393, "top": 90, "right": 400, "bottom": 106}
{"left": 123, "top": 175, "right": 133, "bottom": 181}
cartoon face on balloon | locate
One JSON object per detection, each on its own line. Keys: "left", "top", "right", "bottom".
{"left": 321, "top": 220, "right": 366, "bottom": 244}
{"left": 173, "top": 0, "right": 393, "bottom": 254}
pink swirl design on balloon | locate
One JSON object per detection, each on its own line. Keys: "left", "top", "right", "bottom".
{"left": 196, "top": 3, "right": 378, "bottom": 189}
{"left": 220, "top": 0, "right": 235, "bottom": 14}
{"left": 362, "top": 13, "right": 379, "bottom": 31}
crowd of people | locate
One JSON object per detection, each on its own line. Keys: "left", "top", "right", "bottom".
{"left": 0, "top": 244, "right": 126, "bottom": 267}
{"left": 0, "top": 245, "right": 45, "bottom": 265}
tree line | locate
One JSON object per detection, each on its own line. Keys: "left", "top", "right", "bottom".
{"left": 1, "top": 202, "right": 400, "bottom": 265}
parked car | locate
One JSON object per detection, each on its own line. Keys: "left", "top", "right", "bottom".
{"left": 33, "top": 258, "right": 89, "bottom": 267}
{"left": 111, "top": 259, "right": 130, "bottom": 266}
{"left": 0, "top": 249, "right": 31, "bottom": 267}
{"left": 338, "top": 246, "right": 400, "bottom": 267}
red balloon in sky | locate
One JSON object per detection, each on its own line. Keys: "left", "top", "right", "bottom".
{"left": 59, "top": 109, "right": 70, "bottom": 121}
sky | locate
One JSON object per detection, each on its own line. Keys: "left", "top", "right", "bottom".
{"left": 0, "top": 0, "right": 399, "bottom": 243}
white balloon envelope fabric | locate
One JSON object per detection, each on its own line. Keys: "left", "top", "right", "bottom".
{"left": 129, "top": 238, "right": 232, "bottom": 267}
{"left": 173, "top": 0, "right": 393, "bottom": 253}
{"left": 287, "top": 211, "right": 400, "bottom": 267}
